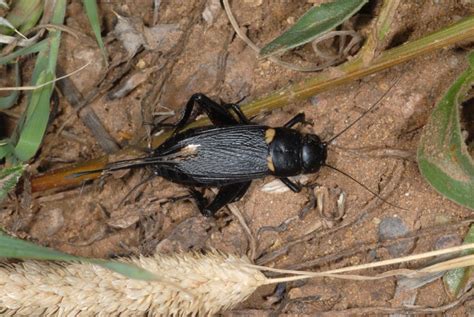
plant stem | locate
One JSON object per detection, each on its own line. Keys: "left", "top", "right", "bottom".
{"left": 31, "top": 16, "right": 474, "bottom": 193}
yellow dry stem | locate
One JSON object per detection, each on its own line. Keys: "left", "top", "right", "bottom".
{"left": 0, "top": 252, "right": 266, "bottom": 316}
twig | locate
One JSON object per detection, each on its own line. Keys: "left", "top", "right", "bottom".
{"left": 54, "top": 64, "right": 120, "bottom": 154}
{"left": 0, "top": 62, "right": 91, "bottom": 91}
{"left": 227, "top": 203, "right": 258, "bottom": 262}
{"left": 28, "top": 23, "right": 81, "bottom": 39}
{"left": 153, "top": 0, "right": 162, "bottom": 25}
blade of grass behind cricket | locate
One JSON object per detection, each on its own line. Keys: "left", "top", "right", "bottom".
{"left": 83, "top": 0, "right": 108, "bottom": 65}
{"left": 259, "top": 0, "right": 368, "bottom": 57}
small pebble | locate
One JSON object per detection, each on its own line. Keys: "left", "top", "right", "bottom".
{"left": 310, "top": 96, "right": 319, "bottom": 106}
{"left": 378, "top": 217, "right": 412, "bottom": 257}
{"left": 434, "top": 234, "right": 461, "bottom": 250}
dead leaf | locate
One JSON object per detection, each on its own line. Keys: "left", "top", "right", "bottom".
{"left": 114, "top": 12, "right": 182, "bottom": 57}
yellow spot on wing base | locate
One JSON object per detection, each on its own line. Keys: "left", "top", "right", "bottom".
{"left": 265, "top": 128, "right": 276, "bottom": 144}
{"left": 267, "top": 156, "right": 275, "bottom": 172}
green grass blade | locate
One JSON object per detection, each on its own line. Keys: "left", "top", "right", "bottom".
{"left": 83, "top": 0, "right": 108, "bottom": 65}
{"left": 260, "top": 0, "right": 368, "bottom": 57}
{"left": 0, "top": 232, "right": 157, "bottom": 280}
{"left": 0, "top": 39, "right": 48, "bottom": 65}
{"left": 12, "top": 0, "right": 66, "bottom": 161}
{"left": 13, "top": 70, "right": 54, "bottom": 161}
{"left": 0, "top": 16, "right": 21, "bottom": 33}
{"left": 0, "top": 164, "right": 25, "bottom": 201}
{"left": 0, "top": 139, "right": 13, "bottom": 160}
{"left": 417, "top": 51, "right": 474, "bottom": 210}
{"left": 0, "top": 0, "right": 42, "bottom": 34}
{"left": 97, "top": 261, "right": 158, "bottom": 280}
{"left": 443, "top": 225, "right": 474, "bottom": 297}
{"left": 0, "top": 148, "right": 6, "bottom": 160}
{"left": 30, "top": 0, "right": 66, "bottom": 83}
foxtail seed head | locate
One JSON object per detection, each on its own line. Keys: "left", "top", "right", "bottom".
{"left": 0, "top": 252, "right": 266, "bottom": 316}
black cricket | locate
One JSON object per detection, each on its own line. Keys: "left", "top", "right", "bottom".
{"left": 78, "top": 93, "right": 328, "bottom": 217}
{"left": 78, "top": 91, "right": 400, "bottom": 216}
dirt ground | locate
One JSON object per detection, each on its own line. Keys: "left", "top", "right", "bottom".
{"left": 1, "top": 0, "right": 474, "bottom": 315}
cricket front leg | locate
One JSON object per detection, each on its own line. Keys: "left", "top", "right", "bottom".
{"left": 280, "top": 177, "right": 301, "bottom": 193}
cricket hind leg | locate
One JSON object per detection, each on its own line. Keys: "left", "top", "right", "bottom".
{"left": 174, "top": 93, "right": 253, "bottom": 132}
{"left": 225, "top": 102, "right": 251, "bottom": 124}
{"left": 173, "top": 93, "right": 243, "bottom": 134}
{"left": 190, "top": 181, "right": 252, "bottom": 217}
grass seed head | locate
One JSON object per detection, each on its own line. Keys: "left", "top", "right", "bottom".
{"left": 0, "top": 251, "right": 267, "bottom": 316}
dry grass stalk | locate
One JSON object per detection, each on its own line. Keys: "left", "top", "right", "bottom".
{"left": 0, "top": 62, "right": 90, "bottom": 91}
{"left": 0, "top": 252, "right": 266, "bottom": 316}
{"left": 1, "top": 243, "right": 474, "bottom": 316}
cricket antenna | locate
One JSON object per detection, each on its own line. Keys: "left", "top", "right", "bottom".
{"left": 327, "top": 76, "right": 402, "bottom": 145}
{"left": 324, "top": 75, "right": 406, "bottom": 211}
{"left": 324, "top": 163, "right": 408, "bottom": 211}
